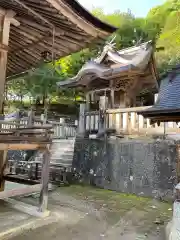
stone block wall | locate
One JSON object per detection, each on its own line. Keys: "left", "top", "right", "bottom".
{"left": 73, "top": 138, "right": 177, "bottom": 199}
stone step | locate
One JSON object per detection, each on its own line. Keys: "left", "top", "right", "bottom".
{"left": 51, "top": 157, "right": 73, "bottom": 162}
{"left": 51, "top": 152, "right": 74, "bottom": 157}
{"left": 50, "top": 146, "right": 75, "bottom": 151}
{"left": 51, "top": 160, "right": 73, "bottom": 166}
{"left": 52, "top": 140, "right": 75, "bottom": 144}
{"left": 51, "top": 158, "right": 73, "bottom": 162}
{"left": 51, "top": 148, "right": 74, "bottom": 152}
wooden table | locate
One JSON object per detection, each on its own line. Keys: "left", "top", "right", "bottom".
{"left": 0, "top": 124, "right": 52, "bottom": 214}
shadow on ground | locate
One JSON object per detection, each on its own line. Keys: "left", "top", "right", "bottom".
{"left": 7, "top": 185, "right": 172, "bottom": 240}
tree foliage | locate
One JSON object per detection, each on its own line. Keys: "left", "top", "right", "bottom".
{"left": 7, "top": 0, "right": 180, "bottom": 103}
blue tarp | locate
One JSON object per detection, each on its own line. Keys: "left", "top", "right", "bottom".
{"left": 5, "top": 111, "right": 19, "bottom": 119}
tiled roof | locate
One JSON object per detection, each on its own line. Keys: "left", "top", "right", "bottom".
{"left": 155, "top": 69, "right": 180, "bottom": 109}
{"left": 57, "top": 41, "right": 157, "bottom": 89}
{"left": 139, "top": 65, "right": 180, "bottom": 116}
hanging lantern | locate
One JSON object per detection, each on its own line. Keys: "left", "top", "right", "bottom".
{"left": 41, "top": 51, "right": 51, "bottom": 62}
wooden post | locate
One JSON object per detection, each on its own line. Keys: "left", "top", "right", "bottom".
{"left": 119, "top": 91, "right": 126, "bottom": 108}
{"left": 110, "top": 89, "right": 115, "bottom": 108}
{"left": 39, "top": 146, "right": 50, "bottom": 213}
{"left": 98, "top": 96, "right": 108, "bottom": 135}
{"left": 122, "top": 112, "right": 128, "bottom": 132}
{"left": 78, "top": 103, "right": 86, "bottom": 136}
{"left": 130, "top": 112, "right": 136, "bottom": 130}
{"left": 27, "top": 109, "right": 34, "bottom": 126}
{"left": 0, "top": 9, "right": 20, "bottom": 191}
{"left": 138, "top": 114, "right": 144, "bottom": 130}
{"left": 154, "top": 93, "right": 158, "bottom": 104}
{"left": 59, "top": 117, "right": 65, "bottom": 138}
{"left": 40, "top": 114, "right": 46, "bottom": 125}
{"left": 86, "top": 93, "right": 90, "bottom": 111}
{"left": 115, "top": 113, "right": 121, "bottom": 134}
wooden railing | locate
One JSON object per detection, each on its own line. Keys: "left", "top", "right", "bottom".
{"left": 0, "top": 117, "right": 77, "bottom": 139}
{"left": 48, "top": 120, "right": 77, "bottom": 139}
{"left": 85, "top": 106, "right": 180, "bottom": 135}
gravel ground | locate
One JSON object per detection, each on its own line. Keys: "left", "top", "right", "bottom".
{"left": 7, "top": 185, "right": 172, "bottom": 240}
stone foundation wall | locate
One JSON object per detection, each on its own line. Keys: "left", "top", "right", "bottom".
{"left": 73, "top": 138, "right": 177, "bottom": 199}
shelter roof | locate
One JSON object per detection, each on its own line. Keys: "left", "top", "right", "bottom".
{"left": 57, "top": 40, "right": 159, "bottom": 89}
{"left": 138, "top": 64, "right": 180, "bottom": 122}
{"left": 1, "top": 0, "right": 116, "bottom": 78}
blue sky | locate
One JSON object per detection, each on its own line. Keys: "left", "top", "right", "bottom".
{"left": 79, "top": 0, "right": 165, "bottom": 17}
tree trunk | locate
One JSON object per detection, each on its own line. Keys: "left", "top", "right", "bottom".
{"left": 20, "top": 95, "right": 23, "bottom": 104}
{"left": 42, "top": 95, "right": 46, "bottom": 107}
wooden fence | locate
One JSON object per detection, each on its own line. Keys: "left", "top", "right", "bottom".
{"left": 0, "top": 117, "right": 77, "bottom": 139}
{"left": 3, "top": 106, "right": 180, "bottom": 137}
{"left": 85, "top": 106, "right": 180, "bottom": 135}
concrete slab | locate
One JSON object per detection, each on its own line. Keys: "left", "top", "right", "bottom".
{"left": 0, "top": 181, "right": 60, "bottom": 239}
{"left": 0, "top": 200, "right": 34, "bottom": 238}
{"left": 5, "top": 182, "right": 27, "bottom": 190}
{"left": 0, "top": 200, "right": 69, "bottom": 240}
{"left": 4, "top": 198, "right": 50, "bottom": 218}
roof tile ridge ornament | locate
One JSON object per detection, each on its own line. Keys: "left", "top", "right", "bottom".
{"left": 94, "top": 35, "right": 117, "bottom": 64}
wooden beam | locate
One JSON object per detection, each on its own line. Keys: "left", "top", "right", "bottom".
{"left": 13, "top": 0, "right": 54, "bottom": 27}
{"left": 0, "top": 143, "right": 47, "bottom": 151}
{"left": 0, "top": 136, "right": 51, "bottom": 143}
{"left": 0, "top": 184, "right": 41, "bottom": 199}
{"left": 107, "top": 105, "right": 152, "bottom": 113}
{"left": 0, "top": 9, "right": 19, "bottom": 26}
{"left": 148, "top": 116, "right": 180, "bottom": 122}
{"left": 47, "top": 0, "right": 99, "bottom": 37}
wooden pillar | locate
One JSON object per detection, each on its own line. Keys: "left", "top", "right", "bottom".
{"left": 110, "top": 89, "right": 115, "bottom": 108}
{"left": 109, "top": 79, "right": 114, "bottom": 109}
{"left": 86, "top": 92, "right": 90, "bottom": 111}
{"left": 0, "top": 9, "right": 20, "bottom": 114}
{"left": 40, "top": 114, "right": 46, "bottom": 125}
{"left": 39, "top": 146, "right": 50, "bottom": 213}
{"left": 119, "top": 90, "right": 126, "bottom": 108}
{"left": 98, "top": 96, "right": 108, "bottom": 135}
{"left": 0, "top": 9, "right": 20, "bottom": 191}
{"left": 78, "top": 103, "right": 86, "bottom": 136}
{"left": 59, "top": 117, "right": 65, "bottom": 138}
{"left": 27, "top": 109, "right": 34, "bottom": 126}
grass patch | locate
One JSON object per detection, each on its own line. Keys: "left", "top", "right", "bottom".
{"left": 59, "top": 185, "right": 172, "bottom": 230}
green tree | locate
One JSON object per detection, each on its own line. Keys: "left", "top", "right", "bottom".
{"left": 156, "top": 9, "right": 180, "bottom": 73}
